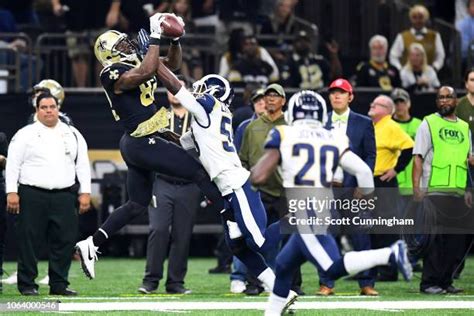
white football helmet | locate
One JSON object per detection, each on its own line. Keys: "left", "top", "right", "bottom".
{"left": 192, "top": 74, "right": 235, "bottom": 106}
{"left": 285, "top": 90, "right": 328, "bottom": 125}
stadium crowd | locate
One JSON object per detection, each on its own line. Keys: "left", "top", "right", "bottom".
{"left": 0, "top": 1, "right": 472, "bottom": 312}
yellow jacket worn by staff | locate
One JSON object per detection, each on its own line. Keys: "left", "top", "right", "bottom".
{"left": 373, "top": 115, "right": 414, "bottom": 177}
{"left": 425, "top": 114, "right": 470, "bottom": 194}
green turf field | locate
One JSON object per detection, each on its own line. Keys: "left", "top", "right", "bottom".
{"left": 0, "top": 257, "right": 473, "bottom": 315}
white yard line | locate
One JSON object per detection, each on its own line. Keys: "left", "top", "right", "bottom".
{"left": 57, "top": 301, "right": 474, "bottom": 311}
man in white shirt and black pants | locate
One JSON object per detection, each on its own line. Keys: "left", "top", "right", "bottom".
{"left": 6, "top": 92, "right": 91, "bottom": 296}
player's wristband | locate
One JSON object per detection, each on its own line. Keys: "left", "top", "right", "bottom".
{"left": 171, "top": 38, "right": 180, "bottom": 45}
{"left": 149, "top": 37, "right": 161, "bottom": 46}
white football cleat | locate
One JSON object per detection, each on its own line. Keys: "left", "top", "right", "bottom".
{"left": 38, "top": 275, "right": 49, "bottom": 285}
{"left": 2, "top": 271, "right": 17, "bottom": 284}
{"left": 75, "top": 236, "right": 98, "bottom": 279}
{"left": 283, "top": 290, "right": 298, "bottom": 314}
{"left": 230, "top": 280, "right": 246, "bottom": 294}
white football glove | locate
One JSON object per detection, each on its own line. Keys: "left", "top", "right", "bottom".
{"left": 149, "top": 13, "right": 165, "bottom": 39}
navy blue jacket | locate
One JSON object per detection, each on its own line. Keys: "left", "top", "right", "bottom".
{"left": 326, "top": 111, "right": 376, "bottom": 188}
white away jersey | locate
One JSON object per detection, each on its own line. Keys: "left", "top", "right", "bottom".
{"left": 190, "top": 95, "right": 250, "bottom": 195}
{"left": 265, "top": 123, "right": 350, "bottom": 188}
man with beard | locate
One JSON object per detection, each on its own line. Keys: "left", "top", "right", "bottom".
{"left": 354, "top": 35, "right": 401, "bottom": 91}
{"left": 280, "top": 30, "right": 342, "bottom": 90}
{"left": 413, "top": 86, "right": 472, "bottom": 294}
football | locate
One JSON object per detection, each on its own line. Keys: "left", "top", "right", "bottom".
{"left": 161, "top": 14, "right": 184, "bottom": 38}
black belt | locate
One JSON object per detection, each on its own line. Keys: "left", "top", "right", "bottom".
{"left": 19, "top": 184, "right": 74, "bottom": 193}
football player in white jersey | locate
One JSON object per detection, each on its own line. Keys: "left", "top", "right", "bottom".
{"left": 155, "top": 64, "right": 284, "bottom": 296}
{"left": 251, "top": 90, "right": 413, "bottom": 316}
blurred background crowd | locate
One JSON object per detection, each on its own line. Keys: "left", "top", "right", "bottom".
{"left": 0, "top": 0, "right": 472, "bottom": 93}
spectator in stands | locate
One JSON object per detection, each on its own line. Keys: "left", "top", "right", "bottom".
{"left": 6, "top": 92, "right": 91, "bottom": 296}
{"left": 400, "top": 43, "right": 440, "bottom": 93}
{"left": 190, "top": 0, "right": 216, "bottom": 28}
{"left": 219, "top": 29, "right": 278, "bottom": 81}
{"left": 389, "top": 4, "right": 445, "bottom": 72}
{"left": 0, "top": 9, "right": 38, "bottom": 91}
{"left": 354, "top": 35, "right": 401, "bottom": 91}
{"left": 258, "top": 0, "right": 316, "bottom": 63}
{"left": 259, "top": 0, "right": 296, "bottom": 34}
{"left": 0, "top": 0, "right": 39, "bottom": 25}
{"left": 167, "top": 0, "right": 203, "bottom": 80}
{"left": 118, "top": 0, "right": 159, "bottom": 32}
{"left": 259, "top": 0, "right": 311, "bottom": 37}
{"left": 281, "top": 30, "right": 342, "bottom": 90}
{"left": 168, "top": 0, "right": 192, "bottom": 26}
{"left": 138, "top": 80, "right": 200, "bottom": 295}
{"left": 228, "top": 35, "right": 279, "bottom": 87}
{"left": 217, "top": 0, "right": 260, "bottom": 35}
{"left": 51, "top": 0, "right": 121, "bottom": 87}
{"left": 456, "top": 0, "right": 474, "bottom": 69}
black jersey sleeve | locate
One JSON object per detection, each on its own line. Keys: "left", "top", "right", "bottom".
{"left": 100, "top": 63, "right": 131, "bottom": 90}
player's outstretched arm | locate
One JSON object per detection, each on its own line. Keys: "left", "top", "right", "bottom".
{"left": 339, "top": 150, "right": 374, "bottom": 194}
{"left": 115, "top": 45, "right": 161, "bottom": 91}
{"left": 251, "top": 149, "right": 280, "bottom": 185}
{"left": 115, "top": 14, "right": 164, "bottom": 91}
{"left": 156, "top": 61, "right": 208, "bottom": 123}
{"left": 161, "top": 40, "right": 182, "bottom": 71}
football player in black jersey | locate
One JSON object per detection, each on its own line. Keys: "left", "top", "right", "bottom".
{"left": 75, "top": 13, "right": 223, "bottom": 280}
